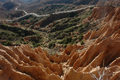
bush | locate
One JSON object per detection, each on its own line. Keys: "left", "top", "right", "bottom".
{"left": 80, "top": 40, "right": 84, "bottom": 45}
{"left": 64, "top": 36, "right": 72, "bottom": 44}
{"left": 33, "top": 43, "right": 40, "bottom": 48}
{"left": 57, "top": 35, "right": 65, "bottom": 39}
{"left": 64, "top": 27, "right": 74, "bottom": 33}
{"left": 90, "top": 6, "right": 94, "bottom": 9}
{"left": 67, "top": 12, "right": 78, "bottom": 17}
{"left": 79, "top": 27, "right": 84, "bottom": 32}
{"left": 63, "top": 44, "right": 67, "bottom": 48}
{"left": 49, "top": 41, "right": 55, "bottom": 48}
{"left": 4, "top": 40, "right": 12, "bottom": 46}
{"left": 71, "top": 38, "right": 77, "bottom": 44}
{"left": 8, "top": 36, "right": 14, "bottom": 40}
{"left": 58, "top": 36, "right": 72, "bottom": 44}
{"left": 78, "top": 34, "right": 83, "bottom": 41}
{"left": 70, "top": 18, "right": 80, "bottom": 22}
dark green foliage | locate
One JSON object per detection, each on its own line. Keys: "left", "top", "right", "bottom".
{"left": 30, "top": 35, "right": 42, "bottom": 43}
{"left": 56, "top": 33, "right": 69, "bottom": 39}
{"left": 49, "top": 41, "right": 55, "bottom": 48}
{"left": 90, "top": 6, "right": 94, "bottom": 10}
{"left": 21, "top": 20, "right": 26, "bottom": 25}
{"left": 67, "top": 12, "right": 78, "bottom": 17}
{"left": 63, "top": 19, "right": 69, "bottom": 24}
{"left": 58, "top": 36, "right": 72, "bottom": 44}
{"left": 2, "top": 1, "right": 17, "bottom": 10}
{"left": 0, "top": 24, "right": 35, "bottom": 36}
{"left": 63, "top": 44, "right": 67, "bottom": 48}
{"left": 78, "top": 34, "right": 83, "bottom": 41}
{"left": 18, "top": 30, "right": 22, "bottom": 35}
{"left": 57, "top": 35, "right": 65, "bottom": 39}
{"left": 51, "top": 22, "right": 77, "bottom": 32}
{"left": 33, "top": 42, "right": 40, "bottom": 48}
{"left": 64, "top": 27, "right": 74, "bottom": 33}
{"left": 80, "top": 40, "right": 84, "bottom": 45}
{"left": 0, "top": 31, "right": 16, "bottom": 41}
{"left": 17, "top": 15, "right": 34, "bottom": 22}
{"left": 70, "top": 18, "right": 80, "bottom": 23}
{"left": 8, "top": 36, "right": 14, "bottom": 40}
{"left": 71, "top": 37, "right": 78, "bottom": 44}
{"left": 78, "top": 24, "right": 89, "bottom": 32}
{"left": 4, "top": 40, "right": 12, "bottom": 46}
{"left": 79, "top": 27, "right": 85, "bottom": 32}
{"left": 8, "top": 11, "right": 24, "bottom": 19}
{"left": 63, "top": 36, "right": 72, "bottom": 44}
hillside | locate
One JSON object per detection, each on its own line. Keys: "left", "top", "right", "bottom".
{"left": 6, "top": 7, "right": 94, "bottom": 50}
{"left": 0, "top": 1, "right": 25, "bottom": 19}
{"left": 1, "top": 6, "right": 120, "bottom": 80}
{"left": 0, "top": 0, "right": 120, "bottom": 20}
{"left": 2, "top": 1, "right": 17, "bottom": 10}
{"left": 17, "top": 0, "right": 120, "bottom": 15}
{"left": 0, "top": 0, "right": 9, "bottom": 3}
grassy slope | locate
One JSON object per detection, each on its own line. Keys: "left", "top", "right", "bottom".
{"left": 0, "top": 6, "right": 101, "bottom": 53}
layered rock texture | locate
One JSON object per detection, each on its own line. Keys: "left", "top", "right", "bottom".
{"left": 1, "top": 6, "right": 120, "bottom": 80}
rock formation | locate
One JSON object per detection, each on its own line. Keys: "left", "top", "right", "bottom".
{"left": 1, "top": 6, "right": 120, "bottom": 80}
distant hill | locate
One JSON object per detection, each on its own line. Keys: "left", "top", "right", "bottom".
{"left": 16, "top": 0, "right": 34, "bottom": 4}
{"left": 2, "top": 1, "right": 17, "bottom": 10}
{"left": 105, "top": 0, "right": 120, "bottom": 6}
{"left": 0, "top": 0, "right": 9, "bottom": 3}
{"left": 27, "top": 0, "right": 120, "bottom": 6}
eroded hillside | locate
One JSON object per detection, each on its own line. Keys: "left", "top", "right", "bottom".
{"left": 0, "top": 6, "right": 120, "bottom": 80}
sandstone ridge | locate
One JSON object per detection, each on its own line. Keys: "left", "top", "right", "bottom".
{"left": 1, "top": 7, "right": 120, "bottom": 80}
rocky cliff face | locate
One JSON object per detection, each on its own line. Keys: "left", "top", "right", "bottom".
{"left": 1, "top": 6, "right": 120, "bottom": 80}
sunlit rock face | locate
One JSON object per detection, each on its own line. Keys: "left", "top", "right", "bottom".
{"left": 1, "top": 6, "right": 120, "bottom": 80}
{"left": 0, "top": 44, "right": 62, "bottom": 80}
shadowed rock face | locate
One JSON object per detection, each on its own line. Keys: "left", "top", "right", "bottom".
{"left": 1, "top": 6, "right": 120, "bottom": 80}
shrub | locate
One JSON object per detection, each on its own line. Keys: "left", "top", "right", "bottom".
{"left": 8, "top": 36, "right": 14, "bottom": 40}
{"left": 49, "top": 41, "right": 55, "bottom": 48}
{"left": 67, "top": 12, "right": 78, "bottom": 17}
{"left": 71, "top": 38, "right": 77, "bottom": 44}
{"left": 80, "top": 40, "right": 84, "bottom": 45}
{"left": 33, "top": 43, "right": 40, "bottom": 48}
{"left": 64, "top": 27, "right": 74, "bottom": 33}
{"left": 79, "top": 27, "right": 84, "bottom": 32}
{"left": 18, "top": 30, "right": 22, "bottom": 35}
{"left": 64, "top": 36, "right": 72, "bottom": 44}
{"left": 63, "top": 44, "right": 67, "bottom": 48}
{"left": 90, "top": 6, "right": 94, "bottom": 9}
{"left": 78, "top": 34, "right": 83, "bottom": 41}
{"left": 4, "top": 40, "right": 12, "bottom": 46}
{"left": 57, "top": 35, "right": 65, "bottom": 39}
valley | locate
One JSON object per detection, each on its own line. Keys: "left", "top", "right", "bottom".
{"left": 0, "top": 6, "right": 94, "bottom": 54}
{"left": 1, "top": 0, "right": 120, "bottom": 80}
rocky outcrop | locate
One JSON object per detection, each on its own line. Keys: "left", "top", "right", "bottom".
{"left": 0, "top": 44, "right": 63, "bottom": 80}
{"left": 88, "top": 6, "right": 114, "bottom": 20}
{"left": 1, "top": 6, "right": 120, "bottom": 80}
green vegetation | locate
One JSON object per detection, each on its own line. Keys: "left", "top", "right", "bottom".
{"left": 0, "top": 24, "right": 35, "bottom": 36}
{"left": 49, "top": 41, "right": 55, "bottom": 48}
{"left": 4, "top": 40, "right": 12, "bottom": 46}
{"left": 0, "top": 7, "right": 95, "bottom": 49}
{"left": 80, "top": 40, "right": 84, "bottom": 45}
{"left": 37, "top": 4, "right": 76, "bottom": 15}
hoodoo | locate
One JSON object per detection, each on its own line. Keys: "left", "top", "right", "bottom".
{"left": 1, "top": 6, "right": 120, "bottom": 80}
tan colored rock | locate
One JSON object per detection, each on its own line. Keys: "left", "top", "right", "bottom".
{"left": 2, "top": 6, "right": 120, "bottom": 80}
